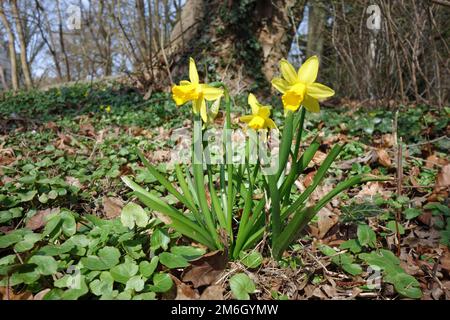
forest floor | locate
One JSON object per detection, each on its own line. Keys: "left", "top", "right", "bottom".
{"left": 0, "top": 83, "right": 449, "bottom": 300}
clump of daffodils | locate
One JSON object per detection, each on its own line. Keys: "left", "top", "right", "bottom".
{"left": 122, "top": 54, "right": 386, "bottom": 261}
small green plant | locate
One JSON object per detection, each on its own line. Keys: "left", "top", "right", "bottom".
{"left": 0, "top": 208, "right": 197, "bottom": 300}
{"left": 319, "top": 223, "right": 423, "bottom": 299}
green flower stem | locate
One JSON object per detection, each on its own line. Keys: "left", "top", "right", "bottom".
{"left": 268, "top": 112, "right": 294, "bottom": 249}
{"left": 293, "top": 107, "right": 306, "bottom": 160}
{"left": 223, "top": 86, "right": 234, "bottom": 243}
{"left": 192, "top": 113, "right": 222, "bottom": 249}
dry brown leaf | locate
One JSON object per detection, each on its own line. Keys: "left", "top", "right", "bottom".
{"left": 381, "top": 134, "right": 395, "bottom": 148}
{"left": 44, "top": 121, "right": 59, "bottom": 132}
{"left": 311, "top": 150, "right": 327, "bottom": 166}
{"left": 356, "top": 181, "right": 387, "bottom": 198}
{"left": 441, "top": 250, "right": 450, "bottom": 272}
{"left": 153, "top": 211, "right": 173, "bottom": 225}
{"left": 435, "top": 164, "right": 450, "bottom": 190}
{"left": 425, "top": 154, "right": 441, "bottom": 168}
{"left": 25, "top": 208, "right": 60, "bottom": 231}
{"left": 65, "top": 176, "right": 82, "bottom": 189}
{"left": 102, "top": 196, "right": 123, "bottom": 219}
{"left": 303, "top": 171, "right": 316, "bottom": 188}
{"left": 174, "top": 280, "right": 200, "bottom": 300}
{"left": 54, "top": 133, "right": 76, "bottom": 154}
{"left": 376, "top": 148, "right": 392, "bottom": 167}
{"left": 0, "top": 287, "right": 33, "bottom": 300}
{"left": 79, "top": 123, "right": 96, "bottom": 137}
{"left": 317, "top": 207, "right": 339, "bottom": 239}
{"left": 33, "top": 289, "right": 50, "bottom": 300}
{"left": 200, "top": 285, "right": 224, "bottom": 300}
{"left": 182, "top": 251, "right": 227, "bottom": 288}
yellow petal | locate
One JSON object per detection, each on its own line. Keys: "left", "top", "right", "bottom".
{"left": 202, "top": 85, "right": 223, "bottom": 100}
{"left": 240, "top": 115, "right": 254, "bottom": 123}
{"left": 189, "top": 57, "right": 199, "bottom": 84}
{"left": 302, "top": 95, "right": 320, "bottom": 113}
{"left": 271, "top": 77, "right": 290, "bottom": 94}
{"left": 266, "top": 118, "right": 277, "bottom": 129}
{"left": 280, "top": 59, "right": 298, "bottom": 84}
{"left": 199, "top": 99, "right": 208, "bottom": 123}
{"left": 248, "top": 93, "right": 260, "bottom": 115}
{"left": 258, "top": 106, "right": 271, "bottom": 119}
{"left": 298, "top": 56, "right": 319, "bottom": 84}
{"left": 306, "top": 82, "right": 335, "bottom": 99}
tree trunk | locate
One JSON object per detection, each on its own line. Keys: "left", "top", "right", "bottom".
{"left": 0, "top": 65, "right": 9, "bottom": 91}
{"left": 306, "top": 0, "right": 326, "bottom": 58}
{"left": 168, "top": 0, "right": 307, "bottom": 92}
{"left": 0, "top": 2, "right": 19, "bottom": 91}
{"left": 11, "top": 0, "right": 33, "bottom": 89}
{"left": 56, "top": 0, "right": 71, "bottom": 81}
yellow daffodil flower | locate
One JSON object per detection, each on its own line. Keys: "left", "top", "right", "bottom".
{"left": 271, "top": 56, "right": 334, "bottom": 113}
{"left": 240, "top": 93, "right": 277, "bottom": 131}
{"left": 172, "top": 58, "right": 224, "bottom": 122}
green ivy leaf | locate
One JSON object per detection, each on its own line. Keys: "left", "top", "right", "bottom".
{"left": 149, "top": 273, "right": 173, "bottom": 293}
{"left": 61, "top": 211, "right": 77, "bottom": 237}
{"left": 125, "top": 275, "right": 145, "bottom": 292}
{"left": 159, "top": 252, "right": 189, "bottom": 269}
{"left": 28, "top": 255, "right": 58, "bottom": 275}
{"left": 89, "top": 272, "right": 114, "bottom": 296}
{"left": 0, "top": 231, "right": 24, "bottom": 248}
{"left": 341, "top": 263, "right": 363, "bottom": 276}
{"left": 239, "top": 251, "right": 263, "bottom": 269}
{"left": 357, "top": 224, "right": 377, "bottom": 248}
{"left": 150, "top": 228, "right": 170, "bottom": 251}
{"left": 110, "top": 259, "right": 139, "bottom": 284}
{"left": 339, "top": 239, "right": 362, "bottom": 254}
{"left": 42, "top": 215, "right": 63, "bottom": 240}
{"left": 120, "top": 203, "right": 148, "bottom": 229}
{"left": 170, "top": 246, "right": 205, "bottom": 261}
{"left": 14, "top": 233, "right": 42, "bottom": 252}
{"left": 81, "top": 246, "right": 121, "bottom": 271}
{"left": 229, "top": 273, "right": 256, "bottom": 300}
{"left": 132, "top": 292, "right": 156, "bottom": 300}
{"left": 404, "top": 208, "right": 421, "bottom": 220}
{"left": 385, "top": 272, "right": 422, "bottom": 299}
{"left": 61, "top": 276, "right": 89, "bottom": 300}
{"left": 359, "top": 249, "right": 403, "bottom": 274}
{"left": 386, "top": 221, "right": 405, "bottom": 235}
{"left": 139, "top": 257, "right": 159, "bottom": 278}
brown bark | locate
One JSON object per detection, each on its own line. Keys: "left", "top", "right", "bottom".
{"left": 0, "top": 2, "right": 19, "bottom": 90}
{"left": 0, "top": 65, "right": 9, "bottom": 91}
{"left": 11, "top": 0, "right": 33, "bottom": 89}
{"left": 56, "top": 0, "right": 71, "bottom": 81}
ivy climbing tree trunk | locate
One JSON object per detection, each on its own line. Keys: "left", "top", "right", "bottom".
{"left": 169, "top": 0, "right": 307, "bottom": 91}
